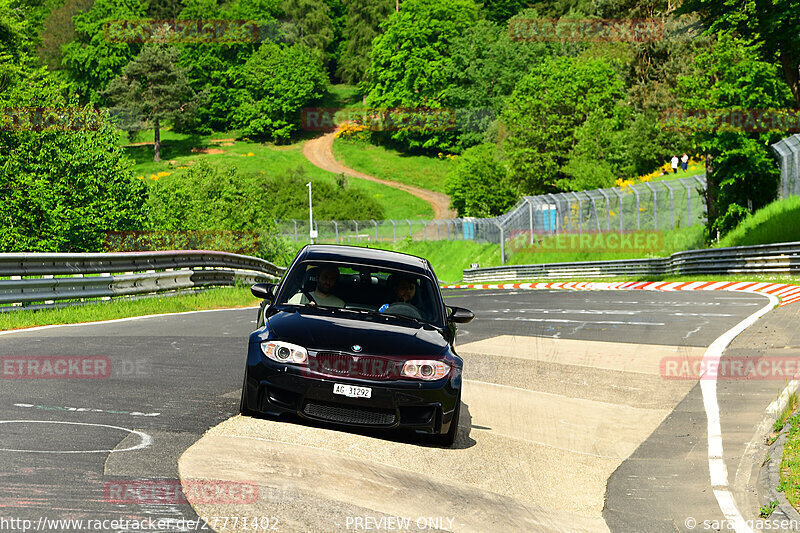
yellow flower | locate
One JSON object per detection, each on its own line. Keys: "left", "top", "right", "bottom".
{"left": 247, "top": 152, "right": 255, "bottom": 157}
{"left": 136, "top": 175, "right": 144, "bottom": 180}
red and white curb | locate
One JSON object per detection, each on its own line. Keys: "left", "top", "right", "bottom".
{"left": 441, "top": 281, "right": 800, "bottom": 307}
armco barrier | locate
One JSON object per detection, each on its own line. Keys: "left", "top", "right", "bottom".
{"left": 462, "top": 241, "right": 800, "bottom": 282}
{"left": 0, "top": 251, "right": 284, "bottom": 310}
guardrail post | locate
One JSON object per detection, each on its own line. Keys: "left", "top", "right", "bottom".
{"left": 372, "top": 219, "right": 378, "bottom": 241}
{"left": 435, "top": 220, "right": 441, "bottom": 240}
{"left": 422, "top": 220, "right": 427, "bottom": 240}
{"left": 292, "top": 219, "right": 297, "bottom": 242}
{"left": 353, "top": 220, "right": 359, "bottom": 243}
{"left": 406, "top": 219, "right": 412, "bottom": 238}
{"left": 333, "top": 221, "right": 339, "bottom": 243}
{"left": 390, "top": 220, "right": 396, "bottom": 242}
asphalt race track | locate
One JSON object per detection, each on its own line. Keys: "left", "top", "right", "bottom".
{"left": 0, "top": 289, "right": 786, "bottom": 532}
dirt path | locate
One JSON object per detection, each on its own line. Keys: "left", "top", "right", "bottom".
{"left": 303, "top": 132, "right": 456, "bottom": 219}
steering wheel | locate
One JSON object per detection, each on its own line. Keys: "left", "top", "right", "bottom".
{"left": 384, "top": 302, "right": 423, "bottom": 319}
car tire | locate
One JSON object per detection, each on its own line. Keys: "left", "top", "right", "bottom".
{"left": 239, "top": 372, "right": 258, "bottom": 417}
{"left": 432, "top": 394, "right": 460, "bottom": 447}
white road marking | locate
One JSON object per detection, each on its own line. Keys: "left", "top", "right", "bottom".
{"left": 699, "top": 293, "right": 778, "bottom": 533}
{"left": 12, "top": 403, "right": 160, "bottom": 417}
{"left": 0, "top": 420, "right": 152, "bottom": 453}
{"left": 486, "top": 317, "right": 665, "bottom": 326}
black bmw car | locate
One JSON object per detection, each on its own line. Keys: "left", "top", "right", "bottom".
{"left": 240, "top": 244, "right": 474, "bottom": 446}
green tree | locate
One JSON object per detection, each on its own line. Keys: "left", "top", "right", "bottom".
{"left": 364, "top": 0, "right": 479, "bottom": 151}
{"left": 0, "top": 76, "right": 146, "bottom": 252}
{"left": 676, "top": 33, "right": 793, "bottom": 238}
{"left": 60, "top": 0, "right": 144, "bottom": 104}
{"left": 679, "top": 0, "right": 800, "bottom": 108}
{"left": 36, "top": 0, "right": 95, "bottom": 71}
{"left": 501, "top": 55, "right": 626, "bottom": 194}
{"left": 442, "top": 19, "right": 545, "bottom": 152}
{"left": 233, "top": 41, "right": 328, "bottom": 142}
{"left": 336, "top": 0, "right": 393, "bottom": 84}
{"left": 481, "top": 0, "right": 528, "bottom": 22}
{"left": 445, "top": 143, "right": 517, "bottom": 217}
{"left": 175, "top": 0, "right": 280, "bottom": 132}
{"left": 281, "top": 0, "right": 335, "bottom": 62}
{"left": 103, "top": 29, "right": 195, "bottom": 162}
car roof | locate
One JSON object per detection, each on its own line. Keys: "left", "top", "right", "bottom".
{"left": 295, "top": 245, "right": 433, "bottom": 277}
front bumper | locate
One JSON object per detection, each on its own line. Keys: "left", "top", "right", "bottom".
{"left": 242, "top": 347, "right": 461, "bottom": 436}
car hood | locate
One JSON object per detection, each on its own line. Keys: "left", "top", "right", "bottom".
{"left": 266, "top": 309, "right": 448, "bottom": 356}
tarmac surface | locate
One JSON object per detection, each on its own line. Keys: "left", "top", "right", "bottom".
{"left": 0, "top": 288, "right": 782, "bottom": 532}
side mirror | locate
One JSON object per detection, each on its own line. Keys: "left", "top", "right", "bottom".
{"left": 251, "top": 283, "right": 276, "bottom": 301}
{"left": 447, "top": 306, "right": 474, "bottom": 324}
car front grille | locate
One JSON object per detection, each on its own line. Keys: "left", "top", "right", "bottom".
{"left": 312, "top": 352, "right": 398, "bottom": 380}
{"left": 302, "top": 400, "right": 397, "bottom": 426}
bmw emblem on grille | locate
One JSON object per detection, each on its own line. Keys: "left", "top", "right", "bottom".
{"left": 352, "top": 345, "right": 363, "bottom": 352}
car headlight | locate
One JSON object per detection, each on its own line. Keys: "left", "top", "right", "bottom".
{"left": 401, "top": 360, "right": 450, "bottom": 380}
{"left": 261, "top": 341, "right": 308, "bottom": 365}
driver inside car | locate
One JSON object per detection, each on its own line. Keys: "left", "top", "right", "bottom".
{"left": 288, "top": 266, "right": 345, "bottom": 307}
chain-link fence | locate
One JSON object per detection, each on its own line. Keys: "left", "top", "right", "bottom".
{"left": 772, "top": 133, "right": 800, "bottom": 199}
{"left": 278, "top": 175, "right": 707, "bottom": 263}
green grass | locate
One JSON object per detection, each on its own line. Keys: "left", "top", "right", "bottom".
{"left": 319, "top": 83, "right": 363, "bottom": 111}
{"left": 648, "top": 161, "right": 706, "bottom": 182}
{"left": 718, "top": 196, "right": 800, "bottom": 248}
{"left": 780, "top": 409, "right": 800, "bottom": 509}
{"left": 0, "top": 287, "right": 260, "bottom": 331}
{"left": 332, "top": 138, "right": 454, "bottom": 193}
{"left": 122, "top": 129, "right": 434, "bottom": 220}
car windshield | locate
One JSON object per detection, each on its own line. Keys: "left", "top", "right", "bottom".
{"left": 276, "top": 261, "right": 442, "bottom": 326}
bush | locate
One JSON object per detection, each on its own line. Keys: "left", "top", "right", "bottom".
{"left": 445, "top": 143, "right": 517, "bottom": 217}
{"left": 233, "top": 42, "right": 329, "bottom": 143}
{"left": 0, "top": 75, "right": 147, "bottom": 252}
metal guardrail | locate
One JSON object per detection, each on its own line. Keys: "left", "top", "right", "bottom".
{"left": 462, "top": 242, "right": 800, "bottom": 282}
{"left": 0, "top": 251, "right": 285, "bottom": 310}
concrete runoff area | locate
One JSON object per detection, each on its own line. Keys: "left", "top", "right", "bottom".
{"left": 179, "top": 336, "right": 703, "bottom": 532}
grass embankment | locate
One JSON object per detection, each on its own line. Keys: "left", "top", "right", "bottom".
{"left": 332, "top": 138, "right": 454, "bottom": 193}
{"left": 122, "top": 129, "right": 434, "bottom": 220}
{"left": 780, "top": 406, "right": 800, "bottom": 509}
{"left": 718, "top": 196, "right": 800, "bottom": 248}
{"left": 0, "top": 287, "right": 259, "bottom": 331}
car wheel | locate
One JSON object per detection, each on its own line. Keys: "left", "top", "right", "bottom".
{"left": 432, "top": 394, "right": 460, "bottom": 447}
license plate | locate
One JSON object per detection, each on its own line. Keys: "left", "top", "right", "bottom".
{"left": 333, "top": 383, "right": 372, "bottom": 398}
